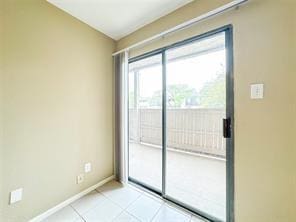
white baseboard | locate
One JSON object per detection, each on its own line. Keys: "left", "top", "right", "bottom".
{"left": 30, "top": 175, "right": 115, "bottom": 222}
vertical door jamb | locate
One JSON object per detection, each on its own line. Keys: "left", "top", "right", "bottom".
{"left": 225, "top": 26, "right": 234, "bottom": 222}
{"left": 161, "top": 50, "right": 167, "bottom": 197}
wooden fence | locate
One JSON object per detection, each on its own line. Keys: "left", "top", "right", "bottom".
{"left": 129, "top": 108, "right": 226, "bottom": 157}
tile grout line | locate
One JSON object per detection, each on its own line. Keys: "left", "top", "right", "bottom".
{"left": 93, "top": 188, "right": 126, "bottom": 220}
{"left": 149, "top": 201, "right": 165, "bottom": 222}
{"left": 127, "top": 183, "right": 192, "bottom": 221}
{"left": 129, "top": 184, "right": 203, "bottom": 221}
{"left": 69, "top": 205, "right": 86, "bottom": 222}
{"left": 94, "top": 184, "right": 147, "bottom": 221}
{"left": 70, "top": 190, "right": 111, "bottom": 219}
{"left": 164, "top": 202, "right": 193, "bottom": 219}
{"left": 111, "top": 210, "right": 125, "bottom": 222}
{"left": 72, "top": 190, "right": 124, "bottom": 222}
{"left": 122, "top": 192, "right": 162, "bottom": 222}
{"left": 124, "top": 191, "right": 144, "bottom": 210}
{"left": 127, "top": 184, "right": 201, "bottom": 222}
{"left": 123, "top": 211, "right": 141, "bottom": 221}
{"left": 95, "top": 185, "right": 142, "bottom": 211}
{"left": 121, "top": 192, "right": 146, "bottom": 221}
{"left": 66, "top": 181, "right": 203, "bottom": 222}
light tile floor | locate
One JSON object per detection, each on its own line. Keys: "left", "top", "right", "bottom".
{"left": 42, "top": 180, "right": 208, "bottom": 222}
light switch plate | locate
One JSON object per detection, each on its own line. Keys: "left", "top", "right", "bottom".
{"left": 251, "top": 83, "right": 264, "bottom": 99}
{"left": 10, "top": 188, "right": 23, "bottom": 204}
{"left": 84, "top": 163, "right": 91, "bottom": 173}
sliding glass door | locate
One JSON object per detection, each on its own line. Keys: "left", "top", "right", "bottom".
{"left": 128, "top": 26, "right": 233, "bottom": 222}
{"left": 165, "top": 32, "right": 227, "bottom": 221}
{"left": 128, "top": 54, "right": 163, "bottom": 191}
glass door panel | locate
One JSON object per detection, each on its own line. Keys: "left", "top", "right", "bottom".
{"left": 128, "top": 54, "right": 163, "bottom": 191}
{"left": 165, "top": 33, "right": 227, "bottom": 221}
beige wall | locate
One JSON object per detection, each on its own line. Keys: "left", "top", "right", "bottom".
{"left": 293, "top": 2, "right": 296, "bottom": 211}
{"left": 117, "top": 0, "right": 296, "bottom": 221}
{"left": 0, "top": 0, "right": 4, "bottom": 220}
{"left": 1, "top": 0, "right": 296, "bottom": 221}
{"left": 1, "top": 0, "right": 115, "bottom": 221}
{"left": 294, "top": 3, "right": 296, "bottom": 209}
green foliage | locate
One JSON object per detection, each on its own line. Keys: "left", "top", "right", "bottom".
{"left": 149, "top": 85, "right": 198, "bottom": 108}
{"left": 199, "top": 73, "right": 225, "bottom": 108}
{"left": 132, "top": 68, "right": 226, "bottom": 109}
{"left": 167, "top": 85, "right": 198, "bottom": 107}
{"left": 149, "top": 90, "right": 162, "bottom": 107}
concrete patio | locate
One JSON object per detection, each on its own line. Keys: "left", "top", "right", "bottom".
{"left": 129, "top": 142, "right": 226, "bottom": 221}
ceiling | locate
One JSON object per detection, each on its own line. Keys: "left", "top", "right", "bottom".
{"left": 47, "top": 0, "right": 193, "bottom": 40}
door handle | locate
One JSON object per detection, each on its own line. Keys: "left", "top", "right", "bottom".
{"left": 223, "top": 118, "right": 231, "bottom": 138}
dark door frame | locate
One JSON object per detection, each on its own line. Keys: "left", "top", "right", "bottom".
{"left": 127, "top": 25, "right": 234, "bottom": 222}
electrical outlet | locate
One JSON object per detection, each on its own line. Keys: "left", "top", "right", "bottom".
{"left": 84, "top": 163, "right": 91, "bottom": 173}
{"left": 251, "top": 83, "right": 264, "bottom": 99}
{"left": 77, "top": 174, "right": 84, "bottom": 184}
{"left": 10, "top": 188, "right": 23, "bottom": 204}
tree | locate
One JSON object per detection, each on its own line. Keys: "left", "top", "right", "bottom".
{"left": 149, "top": 90, "right": 162, "bottom": 107}
{"left": 199, "top": 72, "right": 225, "bottom": 108}
{"left": 149, "top": 85, "right": 198, "bottom": 108}
{"left": 167, "top": 85, "right": 198, "bottom": 107}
